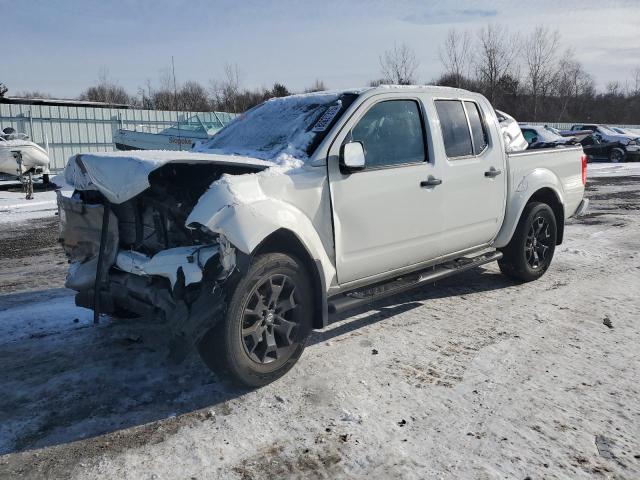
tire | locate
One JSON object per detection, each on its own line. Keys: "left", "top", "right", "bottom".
{"left": 197, "top": 252, "right": 313, "bottom": 387}
{"left": 498, "top": 202, "right": 557, "bottom": 282}
{"left": 609, "top": 148, "right": 625, "bottom": 163}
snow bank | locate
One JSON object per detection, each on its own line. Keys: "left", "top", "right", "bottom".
{"left": 587, "top": 163, "right": 640, "bottom": 178}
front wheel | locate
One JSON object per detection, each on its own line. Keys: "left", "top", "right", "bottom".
{"left": 197, "top": 252, "right": 313, "bottom": 387}
{"left": 498, "top": 202, "right": 557, "bottom": 282}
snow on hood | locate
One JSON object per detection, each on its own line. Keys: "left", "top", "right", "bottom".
{"left": 63, "top": 150, "right": 274, "bottom": 204}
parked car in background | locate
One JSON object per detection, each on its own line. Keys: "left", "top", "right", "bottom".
{"left": 519, "top": 124, "right": 578, "bottom": 150}
{"left": 611, "top": 126, "right": 640, "bottom": 136}
{"left": 571, "top": 124, "right": 640, "bottom": 162}
{"left": 546, "top": 125, "right": 593, "bottom": 142}
{"left": 58, "top": 86, "right": 588, "bottom": 386}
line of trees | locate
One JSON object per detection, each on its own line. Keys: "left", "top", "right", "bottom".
{"left": 3, "top": 24, "right": 640, "bottom": 123}
{"left": 74, "top": 66, "right": 299, "bottom": 113}
{"left": 74, "top": 66, "right": 327, "bottom": 113}
{"left": 432, "top": 25, "right": 640, "bottom": 124}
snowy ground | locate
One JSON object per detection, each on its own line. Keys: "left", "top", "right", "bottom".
{"left": 587, "top": 162, "right": 640, "bottom": 178}
{"left": 0, "top": 181, "right": 58, "bottom": 224}
{"left": 0, "top": 173, "right": 639, "bottom": 479}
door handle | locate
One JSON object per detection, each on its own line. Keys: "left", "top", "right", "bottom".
{"left": 484, "top": 168, "right": 502, "bottom": 178}
{"left": 420, "top": 177, "right": 442, "bottom": 187}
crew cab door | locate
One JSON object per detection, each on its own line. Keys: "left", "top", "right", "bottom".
{"left": 327, "top": 96, "right": 443, "bottom": 285}
{"left": 433, "top": 99, "right": 506, "bottom": 253}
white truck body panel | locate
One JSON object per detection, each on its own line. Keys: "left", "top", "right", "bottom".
{"left": 494, "top": 147, "right": 585, "bottom": 247}
{"left": 59, "top": 86, "right": 587, "bottom": 301}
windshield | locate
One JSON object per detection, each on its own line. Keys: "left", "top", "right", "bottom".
{"left": 598, "top": 125, "right": 618, "bottom": 135}
{"left": 201, "top": 92, "right": 358, "bottom": 162}
{"left": 521, "top": 126, "right": 564, "bottom": 144}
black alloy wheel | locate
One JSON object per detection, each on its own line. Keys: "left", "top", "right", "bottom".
{"left": 197, "top": 252, "right": 313, "bottom": 387}
{"left": 525, "top": 215, "right": 553, "bottom": 270}
{"left": 241, "top": 274, "right": 300, "bottom": 364}
{"left": 498, "top": 202, "right": 557, "bottom": 282}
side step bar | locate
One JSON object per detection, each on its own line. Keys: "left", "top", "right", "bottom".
{"left": 327, "top": 250, "right": 503, "bottom": 315}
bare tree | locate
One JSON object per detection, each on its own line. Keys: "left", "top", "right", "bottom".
{"left": 368, "top": 78, "right": 387, "bottom": 87}
{"left": 439, "top": 29, "right": 473, "bottom": 88}
{"left": 14, "top": 90, "right": 52, "bottom": 99}
{"left": 475, "top": 25, "right": 518, "bottom": 104}
{"left": 209, "top": 63, "right": 243, "bottom": 112}
{"left": 79, "top": 69, "right": 132, "bottom": 105}
{"left": 606, "top": 81, "right": 622, "bottom": 97}
{"left": 554, "top": 49, "right": 594, "bottom": 121}
{"left": 177, "top": 80, "right": 210, "bottom": 111}
{"left": 632, "top": 67, "right": 640, "bottom": 95}
{"left": 379, "top": 43, "right": 419, "bottom": 85}
{"left": 0, "top": 82, "right": 7, "bottom": 97}
{"left": 524, "top": 26, "right": 560, "bottom": 120}
{"left": 136, "top": 79, "right": 155, "bottom": 109}
{"left": 304, "top": 79, "right": 327, "bottom": 93}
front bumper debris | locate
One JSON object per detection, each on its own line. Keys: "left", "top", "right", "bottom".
{"left": 57, "top": 191, "right": 119, "bottom": 291}
{"left": 115, "top": 245, "right": 219, "bottom": 288}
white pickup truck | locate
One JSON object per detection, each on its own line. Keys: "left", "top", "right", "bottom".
{"left": 58, "top": 86, "right": 588, "bottom": 386}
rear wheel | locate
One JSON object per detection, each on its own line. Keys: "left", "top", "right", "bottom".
{"left": 609, "top": 148, "right": 625, "bottom": 163}
{"left": 197, "top": 252, "right": 313, "bottom": 387}
{"left": 499, "top": 202, "right": 557, "bottom": 282}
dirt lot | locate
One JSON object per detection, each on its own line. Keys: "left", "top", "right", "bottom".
{"left": 0, "top": 174, "right": 639, "bottom": 479}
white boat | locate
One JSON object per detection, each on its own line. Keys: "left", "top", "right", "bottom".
{"left": 0, "top": 129, "right": 50, "bottom": 179}
{"left": 113, "top": 112, "right": 236, "bottom": 151}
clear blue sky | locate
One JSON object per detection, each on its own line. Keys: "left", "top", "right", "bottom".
{"left": 2, "top": 0, "right": 639, "bottom": 98}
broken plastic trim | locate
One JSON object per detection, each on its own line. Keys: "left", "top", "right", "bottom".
{"left": 114, "top": 234, "right": 238, "bottom": 288}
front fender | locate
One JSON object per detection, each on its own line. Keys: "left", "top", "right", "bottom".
{"left": 186, "top": 174, "right": 336, "bottom": 288}
{"left": 493, "top": 168, "right": 564, "bottom": 248}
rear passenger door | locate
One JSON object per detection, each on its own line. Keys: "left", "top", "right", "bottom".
{"left": 434, "top": 99, "right": 506, "bottom": 254}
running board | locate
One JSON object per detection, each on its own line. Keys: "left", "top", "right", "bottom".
{"left": 327, "top": 250, "right": 503, "bottom": 315}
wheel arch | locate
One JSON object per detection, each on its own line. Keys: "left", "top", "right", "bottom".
{"left": 527, "top": 187, "right": 565, "bottom": 245}
{"left": 494, "top": 182, "right": 565, "bottom": 248}
{"left": 252, "top": 228, "right": 329, "bottom": 329}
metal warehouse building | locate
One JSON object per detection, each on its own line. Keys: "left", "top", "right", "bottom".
{"left": 0, "top": 97, "right": 234, "bottom": 173}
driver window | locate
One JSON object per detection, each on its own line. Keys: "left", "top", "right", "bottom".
{"left": 351, "top": 100, "right": 426, "bottom": 168}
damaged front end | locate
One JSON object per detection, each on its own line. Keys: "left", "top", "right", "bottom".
{"left": 57, "top": 156, "right": 260, "bottom": 355}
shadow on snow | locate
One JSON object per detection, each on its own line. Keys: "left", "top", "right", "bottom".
{"left": 0, "top": 266, "right": 515, "bottom": 455}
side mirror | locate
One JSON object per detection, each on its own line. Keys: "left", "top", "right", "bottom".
{"left": 340, "top": 141, "right": 365, "bottom": 173}
{"left": 531, "top": 136, "right": 539, "bottom": 144}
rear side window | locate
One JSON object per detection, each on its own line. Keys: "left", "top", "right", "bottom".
{"left": 351, "top": 100, "right": 426, "bottom": 168}
{"left": 464, "top": 101, "right": 488, "bottom": 154}
{"left": 435, "top": 100, "right": 473, "bottom": 158}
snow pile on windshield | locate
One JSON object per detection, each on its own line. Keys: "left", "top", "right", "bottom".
{"left": 196, "top": 92, "right": 348, "bottom": 164}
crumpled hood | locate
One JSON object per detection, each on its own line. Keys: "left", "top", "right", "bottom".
{"left": 607, "top": 134, "right": 637, "bottom": 144}
{"left": 63, "top": 150, "right": 274, "bottom": 204}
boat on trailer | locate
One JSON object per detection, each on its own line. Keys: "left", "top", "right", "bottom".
{"left": 0, "top": 129, "right": 50, "bottom": 179}
{"left": 113, "top": 112, "right": 237, "bottom": 151}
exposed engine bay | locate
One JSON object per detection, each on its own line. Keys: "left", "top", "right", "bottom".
{"left": 111, "top": 163, "right": 256, "bottom": 255}
{"left": 58, "top": 160, "right": 262, "bottom": 357}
